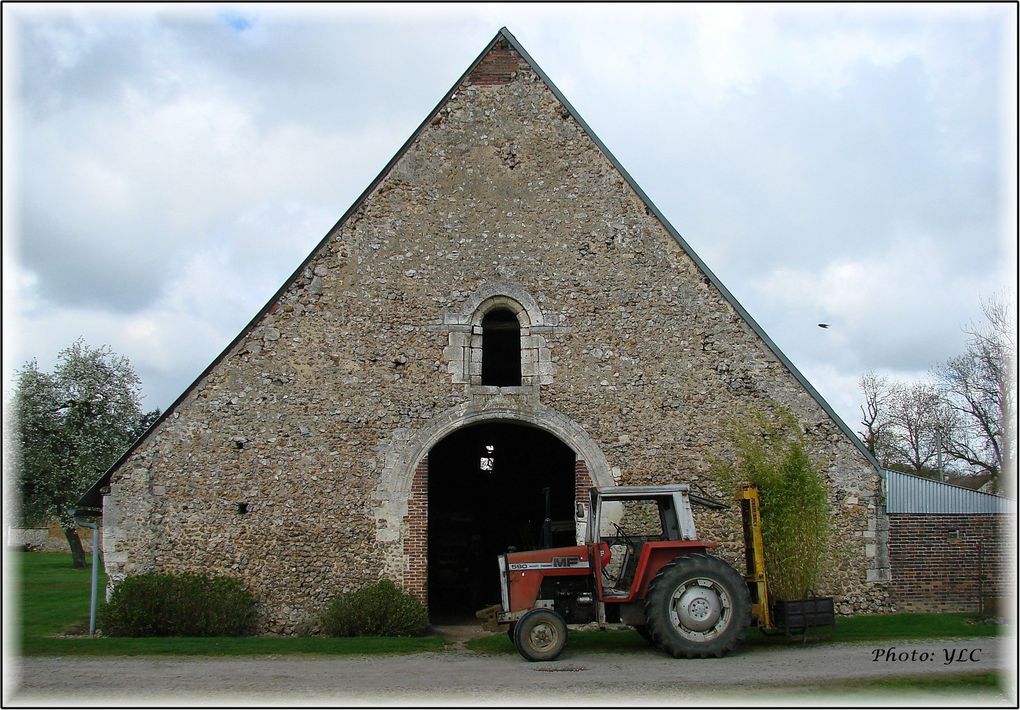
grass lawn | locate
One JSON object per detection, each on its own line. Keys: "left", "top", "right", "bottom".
{"left": 804, "top": 670, "right": 1003, "bottom": 691}
{"left": 10, "top": 551, "right": 445, "bottom": 656}
{"left": 762, "top": 670, "right": 1007, "bottom": 702}
{"left": 11, "top": 550, "right": 1005, "bottom": 662}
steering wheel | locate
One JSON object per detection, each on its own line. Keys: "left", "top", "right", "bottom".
{"left": 611, "top": 522, "right": 635, "bottom": 550}
{"left": 601, "top": 522, "right": 636, "bottom": 583}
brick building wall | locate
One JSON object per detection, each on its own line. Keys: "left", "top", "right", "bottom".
{"left": 888, "top": 513, "right": 1014, "bottom": 613}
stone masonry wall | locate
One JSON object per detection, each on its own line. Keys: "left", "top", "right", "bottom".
{"left": 888, "top": 513, "right": 1014, "bottom": 613}
{"left": 7, "top": 522, "right": 102, "bottom": 553}
{"left": 102, "top": 37, "right": 887, "bottom": 633}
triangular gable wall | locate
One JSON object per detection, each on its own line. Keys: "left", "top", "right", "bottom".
{"left": 80, "top": 28, "right": 878, "bottom": 507}
{"left": 495, "top": 29, "right": 879, "bottom": 470}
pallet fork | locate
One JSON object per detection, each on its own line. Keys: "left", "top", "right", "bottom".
{"left": 737, "top": 484, "right": 773, "bottom": 629}
{"left": 738, "top": 484, "right": 834, "bottom": 636}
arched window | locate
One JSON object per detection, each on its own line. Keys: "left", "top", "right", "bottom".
{"left": 442, "top": 289, "right": 555, "bottom": 388}
{"left": 481, "top": 308, "right": 521, "bottom": 386}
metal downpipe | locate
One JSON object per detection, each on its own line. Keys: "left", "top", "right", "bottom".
{"left": 71, "top": 511, "right": 100, "bottom": 637}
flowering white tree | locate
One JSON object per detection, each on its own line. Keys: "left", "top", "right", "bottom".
{"left": 11, "top": 339, "right": 158, "bottom": 566}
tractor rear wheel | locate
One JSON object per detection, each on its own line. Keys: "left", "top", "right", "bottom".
{"left": 513, "top": 609, "right": 568, "bottom": 662}
{"left": 644, "top": 553, "right": 751, "bottom": 658}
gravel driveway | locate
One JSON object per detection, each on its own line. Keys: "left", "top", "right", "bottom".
{"left": 6, "top": 637, "right": 1013, "bottom": 706}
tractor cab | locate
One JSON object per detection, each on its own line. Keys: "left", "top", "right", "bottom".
{"left": 587, "top": 485, "right": 702, "bottom": 599}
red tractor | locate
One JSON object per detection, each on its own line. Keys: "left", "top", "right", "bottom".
{"left": 497, "top": 484, "right": 752, "bottom": 661}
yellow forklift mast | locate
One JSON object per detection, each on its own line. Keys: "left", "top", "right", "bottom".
{"left": 737, "top": 484, "right": 772, "bottom": 629}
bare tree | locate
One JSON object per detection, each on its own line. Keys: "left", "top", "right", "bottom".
{"left": 858, "top": 371, "right": 891, "bottom": 461}
{"left": 856, "top": 294, "right": 1016, "bottom": 491}
{"left": 883, "top": 381, "right": 947, "bottom": 476}
{"left": 856, "top": 373, "right": 948, "bottom": 473}
{"left": 934, "top": 295, "right": 1016, "bottom": 491}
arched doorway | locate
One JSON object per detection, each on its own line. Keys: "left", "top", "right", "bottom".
{"left": 426, "top": 422, "right": 576, "bottom": 621}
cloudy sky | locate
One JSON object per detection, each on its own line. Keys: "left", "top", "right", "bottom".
{"left": 3, "top": 3, "right": 1016, "bottom": 437}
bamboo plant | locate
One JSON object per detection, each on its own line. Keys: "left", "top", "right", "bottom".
{"left": 712, "top": 404, "right": 831, "bottom": 601}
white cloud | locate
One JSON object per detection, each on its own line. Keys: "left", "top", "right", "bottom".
{"left": 15, "top": 72, "right": 401, "bottom": 312}
{"left": 3, "top": 4, "right": 1015, "bottom": 437}
{"left": 751, "top": 235, "right": 987, "bottom": 377}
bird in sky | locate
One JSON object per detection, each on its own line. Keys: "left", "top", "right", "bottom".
{"left": 818, "top": 323, "right": 830, "bottom": 329}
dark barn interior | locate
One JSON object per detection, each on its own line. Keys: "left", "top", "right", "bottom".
{"left": 427, "top": 422, "right": 576, "bottom": 620}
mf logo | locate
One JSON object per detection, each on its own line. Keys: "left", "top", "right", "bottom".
{"left": 552, "top": 556, "right": 581, "bottom": 568}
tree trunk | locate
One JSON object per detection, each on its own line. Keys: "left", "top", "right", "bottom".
{"left": 64, "top": 526, "right": 86, "bottom": 568}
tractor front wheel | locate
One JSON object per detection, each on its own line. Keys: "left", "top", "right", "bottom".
{"left": 644, "top": 553, "right": 751, "bottom": 658}
{"left": 513, "top": 609, "right": 568, "bottom": 662}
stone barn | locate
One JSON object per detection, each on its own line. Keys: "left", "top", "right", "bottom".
{"left": 81, "top": 28, "right": 890, "bottom": 633}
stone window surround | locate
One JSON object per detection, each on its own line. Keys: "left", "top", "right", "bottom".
{"left": 437, "top": 282, "right": 563, "bottom": 392}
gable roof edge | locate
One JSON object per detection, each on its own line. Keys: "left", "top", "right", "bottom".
{"left": 496, "top": 28, "right": 881, "bottom": 472}
{"left": 77, "top": 30, "right": 513, "bottom": 509}
{"left": 79, "top": 27, "right": 879, "bottom": 509}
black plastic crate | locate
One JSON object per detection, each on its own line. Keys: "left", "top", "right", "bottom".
{"left": 771, "top": 597, "right": 835, "bottom": 633}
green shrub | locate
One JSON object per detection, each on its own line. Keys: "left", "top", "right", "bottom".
{"left": 101, "top": 572, "right": 257, "bottom": 637}
{"left": 321, "top": 579, "right": 428, "bottom": 637}
{"left": 712, "top": 404, "right": 831, "bottom": 600}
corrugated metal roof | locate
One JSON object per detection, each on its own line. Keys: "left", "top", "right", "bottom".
{"left": 883, "top": 469, "right": 1014, "bottom": 514}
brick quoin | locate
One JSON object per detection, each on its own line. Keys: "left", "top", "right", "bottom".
{"left": 574, "top": 459, "right": 593, "bottom": 507}
{"left": 403, "top": 458, "right": 429, "bottom": 606}
{"left": 888, "top": 513, "right": 1014, "bottom": 613}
